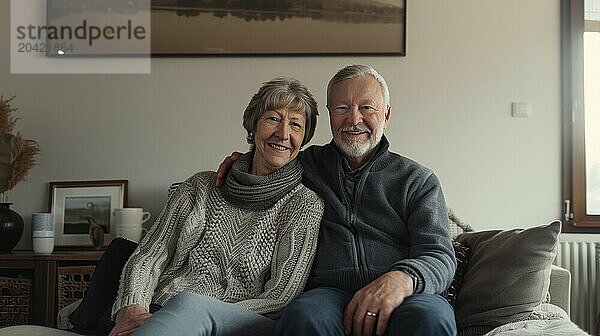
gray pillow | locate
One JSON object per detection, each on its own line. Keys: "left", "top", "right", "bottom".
{"left": 454, "top": 221, "right": 561, "bottom": 334}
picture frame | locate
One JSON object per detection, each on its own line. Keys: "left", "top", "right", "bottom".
{"left": 150, "top": 0, "right": 407, "bottom": 56}
{"left": 48, "top": 180, "right": 128, "bottom": 247}
{"left": 45, "top": 0, "right": 406, "bottom": 56}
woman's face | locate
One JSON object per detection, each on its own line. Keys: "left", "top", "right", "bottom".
{"left": 251, "top": 108, "right": 306, "bottom": 175}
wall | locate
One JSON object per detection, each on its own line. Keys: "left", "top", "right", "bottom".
{"left": 0, "top": 0, "right": 562, "bottom": 250}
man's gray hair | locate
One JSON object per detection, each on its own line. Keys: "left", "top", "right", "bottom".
{"left": 243, "top": 77, "right": 319, "bottom": 147}
{"left": 327, "top": 64, "right": 390, "bottom": 107}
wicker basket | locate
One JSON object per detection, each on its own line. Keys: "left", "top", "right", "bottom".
{"left": 0, "top": 276, "right": 31, "bottom": 327}
{"left": 57, "top": 266, "right": 95, "bottom": 311}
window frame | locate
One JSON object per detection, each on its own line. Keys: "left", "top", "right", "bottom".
{"left": 562, "top": 0, "right": 600, "bottom": 231}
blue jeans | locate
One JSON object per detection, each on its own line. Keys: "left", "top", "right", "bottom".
{"left": 276, "top": 287, "right": 457, "bottom": 336}
{"left": 132, "top": 292, "right": 275, "bottom": 336}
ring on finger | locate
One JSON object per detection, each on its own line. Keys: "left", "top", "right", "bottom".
{"left": 366, "top": 311, "right": 378, "bottom": 317}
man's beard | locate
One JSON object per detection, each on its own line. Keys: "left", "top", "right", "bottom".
{"left": 333, "top": 123, "right": 384, "bottom": 160}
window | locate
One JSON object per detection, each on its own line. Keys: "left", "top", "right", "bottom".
{"left": 563, "top": 0, "right": 600, "bottom": 230}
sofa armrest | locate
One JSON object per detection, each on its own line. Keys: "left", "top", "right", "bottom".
{"left": 57, "top": 300, "right": 82, "bottom": 330}
{"left": 548, "top": 265, "right": 571, "bottom": 316}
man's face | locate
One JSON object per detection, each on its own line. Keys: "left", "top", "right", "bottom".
{"left": 327, "top": 75, "right": 390, "bottom": 164}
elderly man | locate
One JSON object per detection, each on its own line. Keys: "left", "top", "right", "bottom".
{"left": 217, "top": 65, "right": 456, "bottom": 336}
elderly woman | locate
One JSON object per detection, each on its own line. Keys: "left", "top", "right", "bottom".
{"left": 68, "top": 77, "right": 323, "bottom": 336}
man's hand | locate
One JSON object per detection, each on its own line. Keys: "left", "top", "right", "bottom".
{"left": 343, "top": 271, "right": 414, "bottom": 336}
{"left": 109, "top": 304, "right": 152, "bottom": 336}
{"left": 215, "top": 152, "right": 242, "bottom": 187}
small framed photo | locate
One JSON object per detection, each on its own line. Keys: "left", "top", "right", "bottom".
{"left": 49, "top": 180, "right": 128, "bottom": 247}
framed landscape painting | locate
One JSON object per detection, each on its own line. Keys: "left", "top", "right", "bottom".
{"left": 151, "top": 0, "right": 406, "bottom": 55}
{"left": 46, "top": 0, "right": 406, "bottom": 56}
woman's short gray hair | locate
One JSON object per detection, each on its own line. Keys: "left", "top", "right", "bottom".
{"left": 243, "top": 77, "right": 319, "bottom": 147}
{"left": 327, "top": 64, "right": 390, "bottom": 107}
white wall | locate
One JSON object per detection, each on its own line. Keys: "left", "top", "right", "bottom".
{"left": 0, "top": 0, "right": 562, "bottom": 250}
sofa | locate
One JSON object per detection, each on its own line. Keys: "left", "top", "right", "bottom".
{"left": 0, "top": 218, "right": 590, "bottom": 336}
{"left": 448, "top": 220, "right": 588, "bottom": 335}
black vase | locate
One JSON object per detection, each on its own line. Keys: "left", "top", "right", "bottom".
{"left": 0, "top": 203, "right": 24, "bottom": 253}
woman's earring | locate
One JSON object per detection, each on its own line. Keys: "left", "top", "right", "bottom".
{"left": 246, "top": 132, "right": 255, "bottom": 144}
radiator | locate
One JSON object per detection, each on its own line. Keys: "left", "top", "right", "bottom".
{"left": 554, "top": 236, "right": 600, "bottom": 335}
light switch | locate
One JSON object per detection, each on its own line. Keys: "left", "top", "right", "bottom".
{"left": 511, "top": 103, "right": 531, "bottom": 118}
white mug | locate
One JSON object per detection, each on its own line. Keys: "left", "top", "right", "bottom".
{"left": 32, "top": 212, "right": 54, "bottom": 232}
{"left": 116, "top": 225, "right": 148, "bottom": 243}
{"left": 113, "top": 208, "right": 151, "bottom": 227}
{"left": 32, "top": 230, "right": 54, "bottom": 255}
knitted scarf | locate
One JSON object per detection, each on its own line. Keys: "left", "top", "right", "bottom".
{"left": 221, "top": 152, "right": 303, "bottom": 211}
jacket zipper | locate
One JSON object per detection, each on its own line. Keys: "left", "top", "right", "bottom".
{"left": 345, "top": 177, "right": 368, "bottom": 286}
{"left": 352, "top": 174, "right": 368, "bottom": 286}
{"left": 339, "top": 165, "right": 365, "bottom": 286}
{"left": 347, "top": 204, "right": 366, "bottom": 286}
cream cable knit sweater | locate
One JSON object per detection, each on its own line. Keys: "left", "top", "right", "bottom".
{"left": 112, "top": 171, "right": 323, "bottom": 318}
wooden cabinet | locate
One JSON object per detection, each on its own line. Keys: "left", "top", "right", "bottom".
{"left": 0, "top": 250, "right": 104, "bottom": 328}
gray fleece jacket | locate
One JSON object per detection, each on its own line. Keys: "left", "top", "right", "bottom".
{"left": 300, "top": 136, "right": 456, "bottom": 294}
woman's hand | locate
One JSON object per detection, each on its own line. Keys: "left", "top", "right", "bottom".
{"left": 109, "top": 304, "right": 152, "bottom": 336}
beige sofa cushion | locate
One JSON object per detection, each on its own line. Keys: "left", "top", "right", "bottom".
{"left": 0, "top": 325, "right": 79, "bottom": 336}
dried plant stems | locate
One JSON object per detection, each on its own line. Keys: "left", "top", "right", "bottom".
{"left": 0, "top": 96, "right": 40, "bottom": 194}
{"left": 8, "top": 136, "right": 41, "bottom": 190}
{"left": 0, "top": 96, "right": 19, "bottom": 135}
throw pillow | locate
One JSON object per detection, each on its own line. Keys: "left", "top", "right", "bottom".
{"left": 447, "top": 240, "right": 471, "bottom": 307}
{"left": 454, "top": 221, "right": 561, "bottom": 334}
